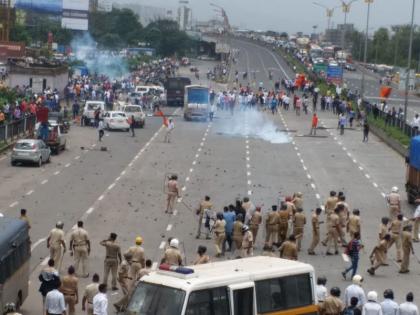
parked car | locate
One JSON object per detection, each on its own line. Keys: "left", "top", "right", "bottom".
{"left": 48, "top": 111, "right": 70, "bottom": 133}
{"left": 11, "top": 139, "right": 51, "bottom": 167}
{"left": 46, "top": 123, "right": 67, "bottom": 154}
{"left": 119, "top": 105, "right": 145, "bottom": 128}
{"left": 103, "top": 111, "right": 130, "bottom": 131}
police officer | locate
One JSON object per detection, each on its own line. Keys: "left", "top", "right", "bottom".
{"left": 266, "top": 205, "right": 279, "bottom": 249}
{"left": 368, "top": 234, "right": 391, "bottom": 276}
{"left": 162, "top": 238, "right": 183, "bottom": 265}
{"left": 308, "top": 208, "right": 323, "bottom": 255}
{"left": 196, "top": 196, "right": 213, "bottom": 239}
{"left": 347, "top": 209, "right": 361, "bottom": 240}
{"left": 47, "top": 221, "right": 66, "bottom": 271}
{"left": 326, "top": 208, "right": 341, "bottom": 255}
{"left": 322, "top": 191, "right": 338, "bottom": 245}
{"left": 388, "top": 214, "right": 403, "bottom": 262}
{"left": 241, "top": 225, "right": 254, "bottom": 258}
{"left": 213, "top": 212, "right": 226, "bottom": 257}
{"left": 114, "top": 253, "right": 132, "bottom": 312}
{"left": 60, "top": 265, "right": 79, "bottom": 315}
{"left": 320, "top": 287, "right": 345, "bottom": 315}
{"left": 125, "top": 237, "right": 145, "bottom": 282}
{"left": 387, "top": 186, "right": 401, "bottom": 220}
{"left": 279, "top": 235, "right": 298, "bottom": 260}
{"left": 277, "top": 204, "right": 289, "bottom": 244}
{"left": 3, "top": 303, "right": 21, "bottom": 315}
{"left": 166, "top": 175, "right": 179, "bottom": 214}
{"left": 378, "top": 217, "right": 389, "bottom": 242}
{"left": 100, "top": 233, "right": 122, "bottom": 290}
{"left": 400, "top": 225, "right": 414, "bottom": 273}
{"left": 293, "top": 208, "right": 306, "bottom": 251}
{"left": 82, "top": 274, "right": 99, "bottom": 315}
{"left": 292, "top": 192, "right": 303, "bottom": 210}
{"left": 70, "top": 221, "right": 91, "bottom": 278}
{"left": 232, "top": 214, "right": 244, "bottom": 253}
{"left": 249, "top": 207, "right": 262, "bottom": 245}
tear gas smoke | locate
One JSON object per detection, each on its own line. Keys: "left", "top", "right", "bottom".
{"left": 216, "top": 110, "right": 290, "bottom": 144}
{"left": 70, "top": 33, "right": 128, "bottom": 79}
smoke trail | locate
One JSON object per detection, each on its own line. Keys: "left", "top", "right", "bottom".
{"left": 70, "top": 33, "right": 129, "bottom": 79}
{"left": 216, "top": 110, "right": 290, "bottom": 144}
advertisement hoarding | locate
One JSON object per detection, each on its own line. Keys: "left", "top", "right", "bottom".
{"left": 14, "top": 0, "right": 62, "bottom": 14}
{"left": 0, "top": 41, "right": 25, "bottom": 60}
{"left": 61, "top": 0, "right": 89, "bottom": 31}
{"left": 327, "top": 65, "right": 343, "bottom": 85}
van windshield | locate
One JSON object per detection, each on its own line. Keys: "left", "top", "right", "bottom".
{"left": 125, "top": 106, "right": 142, "bottom": 112}
{"left": 87, "top": 103, "right": 102, "bottom": 110}
{"left": 126, "top": 282, "right": 185, "bottom": 315}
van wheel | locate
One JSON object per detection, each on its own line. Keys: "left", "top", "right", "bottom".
{"left": 11, "top": 160, "right": 16, "bottom": 166}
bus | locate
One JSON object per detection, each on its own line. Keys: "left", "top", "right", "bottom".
{"left": 126, "top": 256, "right": 318, "bottom": 315}
{"left": 184, "top": 85, "right": 210, "bottom": 121}
{"left": 164, "top": 77, "right": 192, "bottom": 107}
{"left": 0, "top": 217, "right": 30, "bottom": 310}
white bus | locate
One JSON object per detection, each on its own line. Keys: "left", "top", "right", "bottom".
{"left": 126, "top": 256, "right": 318, "bottom": 315}
{"left": 0, "top": 217, "right": 30, "bottom": 310}
{"left": 183, "top": 85, "right": 210, "bottom": 121}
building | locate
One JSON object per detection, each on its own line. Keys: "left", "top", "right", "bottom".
{"left": 7, "top": 59, "right": 69, "bottom": 95}
{"left": 113, "top": 3, "right": 173, "bottom": 26}
{"left": 177, "top": 4, "right": 191, "bottom": 31}
{"left": 97, "top": 0, "right": 112, "bottom": 12}
{"left": 325, "top": 23, "right": 354, "bottom": 47}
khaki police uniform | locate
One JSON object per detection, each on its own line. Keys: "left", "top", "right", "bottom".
{"left": 279, "top": 240, "right": 298, "bottom": 260}
{"left": 249, "top": 211, "right": 262, "bottom": 244}
{"left": 277, "top": 210, "right": 289, "bottom": 244}
{"left": 322, "top": 197, "right": 338, "bottom": 244}
{"left": 267, "top": 211, "right": 279, "bottom": 247}
{"left": 400, "top": 230, "right": 412, "bottom": 273}
{"left": 388, "top": 219, "right": 402, "bottom": 261}
{"left": 233, "top": 220, "right": 243, "bottom": 250}
{"left": 166, "top": 179, "right": 178, "bottom": 212}
{"left": 83, "top": 283, "right": 99, "bottom": 315}
{"left": 60, "top": 274, "right": 78, "bottom": 315}
{"left": 293, "top": 212, "right": 306, "bottom": 251}
{"left": 347, "top": 215, "right": 361, "bottom": 239}
{"left": 387, "top": 192, "right": 401, "bottom": 219}
{"left": 292, "top": 196, "right": 303, "bottom": 210}
{"left": 371, "top": 239, "right": 389, "bottom": 270}
{"left": 327, "top": 213, "right": 340, "bottom": 253}
{"left": 48, "top": 228, "right": 65, "bottom": 268}
{"left": 163, "top": 247, "right": 183, "bottom": 265}
{"left": 319, "top": 295, "right": 344, "bottom": 315}
{"left": 114, "top": 259, "right": 131, "bottom": 311}
{"left": 196, "top": 200, "right": 213, "bottom": 238}
{"left": 308, "top": 212, "right": 320, "bottom": 254}
{"left": 379, "top": 223, "right": 388, "bottom": 242}
{"left": 213, "top": 219, "right": 226, "bottom": 255}
{"left": 125, "top": 245, "right": 145, "bottom": 281}
{"left": 286, "top": 202, "right": 296, "bottom": 219}
{"left": 100, "top": 240, "right": 121, "bottom": 288}
{"left": 241, "top": 230, "right": 254, "bottom": 257}
{"left": 70, "top": 227, "right": 90, "bottom": 277}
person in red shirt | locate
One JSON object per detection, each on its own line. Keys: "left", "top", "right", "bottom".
{"left": 310, "top": 113, "right": 318, "bottom": 135}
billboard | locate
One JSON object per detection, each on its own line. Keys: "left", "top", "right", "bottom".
{"left": 14, "top": 0, "right": 62, "bottom": 14}
{"left": 327, "top": 65, "right": 343, "bottom": 85}
{"left": 62, "top": 0, "right": 89, "bottom": 31}
{"left": 0, "top": 41, "right": 25, "bottom": 60}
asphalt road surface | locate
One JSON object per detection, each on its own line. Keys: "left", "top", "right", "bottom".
{"left": 11, "top": 45, "right": 419, "bottom": 315}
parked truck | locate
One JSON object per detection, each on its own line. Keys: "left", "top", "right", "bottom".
{"left": 406, "top": 136, "right": 420, "bottom": 203}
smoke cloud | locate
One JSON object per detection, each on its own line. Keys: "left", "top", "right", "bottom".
{"left": 216, "top": 110, "right": 290, "bottom": 144}
{"left": 70, "top": 33, "right": 129, "bottom": 79}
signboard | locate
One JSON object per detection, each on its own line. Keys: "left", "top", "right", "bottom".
{"left": 14, "top": 0, "right": 62, "bottom": 13}
{"left": 313, "top": 63, "right": 327, "bottom": 74}
{"left": 61, "top": 0, "right": 89, "bottom": 31}
{"left": 0, "top": 41, "right": 25, "bottom": 59}
{"left": 327, "top": 65, "right": 343, "bottom": 85}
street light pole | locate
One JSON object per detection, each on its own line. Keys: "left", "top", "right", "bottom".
{"left": 404, "top": 0, "right": 416, "bottom": 124}
{"left": 360, "top": 0, "right": 373, "bottom": 100}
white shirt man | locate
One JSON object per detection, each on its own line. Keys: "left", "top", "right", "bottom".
{"left": 93, "top": 285, "right": 108, "bottom": 315}
{"left": 316, "top": 284, "right": 328, "bottom": 302}
{"left": 345, "top": 282, "right": 367, "bottom": 307}
{"left": 412, "top": 115, "right": 420, "bottom": 129}
{"left": 45, "top": 288, "right": 66, "bottom": 315}
{"left": 381, "top": 299, "right": 399, "bottom": 315}
{"left": 400, "top": 293, "right": 419, "bottom": 315}
{"left": 363, "top": 291, "right": 383, "bottom": 315}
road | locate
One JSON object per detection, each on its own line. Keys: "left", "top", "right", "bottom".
{"left": 11, "top": 45, "right": 419, "bottom": 314}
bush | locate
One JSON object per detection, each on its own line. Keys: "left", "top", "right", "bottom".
{"left": 367, "top": 114, "right": 410, "bottom": 147}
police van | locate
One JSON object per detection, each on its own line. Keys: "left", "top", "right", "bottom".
{"left": 126, "top": 256, "right": 318, "bottom": 315}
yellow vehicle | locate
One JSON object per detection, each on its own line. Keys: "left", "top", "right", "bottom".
{"left": 126, "top": 256, "right": 318, "bottom": 315}
{"left": 0, "top": 217, "right": 30, "bottom": 310}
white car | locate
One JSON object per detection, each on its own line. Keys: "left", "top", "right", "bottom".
{"left": 103, "top": 111, "right": 130, "bottom": 131}
{"left": 120, "top": 105, "right": 146, "bottom": 128}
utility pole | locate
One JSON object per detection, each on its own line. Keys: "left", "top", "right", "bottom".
{"left": 360, "top": 0, "right": 373, "bottom": 100}
{"left": 404, "top": 0, "right": 416, "bottom": 124}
